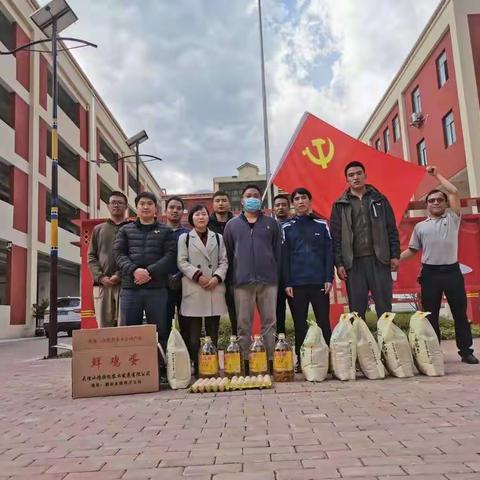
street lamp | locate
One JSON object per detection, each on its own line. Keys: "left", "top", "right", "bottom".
{"left": 91, "top": 152, "right": 163, "bottom": 191}
{"left": 126, "top": 130, "right": 149, "bottom": 193}
{"left": 1, "top": 0, "right": 97, "bottom": 358}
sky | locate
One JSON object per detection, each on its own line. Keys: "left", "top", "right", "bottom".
{"left": 42, "top": 0, "right": 440, "bottom": 194}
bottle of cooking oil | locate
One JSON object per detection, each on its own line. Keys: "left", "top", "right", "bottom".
{"left": 273, "top": 333, "right": 294, "bottom": 382}
{"left": 224, "top": 335, "right": 243, "bottom": 377}
{"left": 198, "top": 336, "right": 218, "bottom": 378}
{"left": 249, "top": 334, "right": 268, "bottom": 375}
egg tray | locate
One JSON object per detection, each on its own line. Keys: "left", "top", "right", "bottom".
{"left": 189, "top": 375, "right": 273, "bottom": 393}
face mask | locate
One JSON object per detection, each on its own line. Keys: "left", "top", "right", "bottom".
{"left": 243, "top": 197, "right": 262, "bottom": 213}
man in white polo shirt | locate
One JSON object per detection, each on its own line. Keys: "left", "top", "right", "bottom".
{"left": 400, "top": 166, "right": 478, "bottom": 364}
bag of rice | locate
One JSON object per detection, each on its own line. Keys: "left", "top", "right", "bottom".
{"left": 377, "top": 312, "right": 414, "bottom": 378}
{"left": 352, "top": 313, "right": 385, "bottom": 380}
{"left": 167, "top": 317, "right": 192, "bottom": 389}
{"left": 300, "top": 317, "right": 329, "bottom": 381}
{"left": 409, "top": 311, "right": 444, "bottom": 376}
{"left": 330, "top": 313, "right": 356, "bottom": 381}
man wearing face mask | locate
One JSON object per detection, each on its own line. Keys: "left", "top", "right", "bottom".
{"left": 223, "top": 184, "right": 282, "bottom": 369}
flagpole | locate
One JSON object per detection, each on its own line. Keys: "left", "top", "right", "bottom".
{"left": 258, "top": 0, "right": 273, "bottom": 210}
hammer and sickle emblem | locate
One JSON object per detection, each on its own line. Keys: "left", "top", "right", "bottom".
{"left": 302, "top": 137, "right": 335, "bottom": 169}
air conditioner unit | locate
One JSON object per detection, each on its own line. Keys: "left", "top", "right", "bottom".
{"left": 410, "top": 112, "right": 424, "bottom": 127}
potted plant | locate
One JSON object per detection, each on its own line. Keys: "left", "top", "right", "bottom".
{"left": 33, "top": 299, "right": 49, "bottom": 336}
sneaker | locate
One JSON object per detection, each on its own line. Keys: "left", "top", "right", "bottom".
{"left": 295, "top": 362, "right": 302, "bottom": 374}
{"left": 461, "top": 354, "right": 479, "bottom": 364}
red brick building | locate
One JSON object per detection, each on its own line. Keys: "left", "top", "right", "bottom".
{"left": 359, "top": 0, "right": 480, "bottom": 201}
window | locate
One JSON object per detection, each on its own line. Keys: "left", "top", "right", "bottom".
{"left": 436, "top": 50, "right": 449, "bottom": 88}
{"left": 375, "top": 139, "right": 381, "bottom": 151}
{"left": 128, "top": 170, "right": 138, "bottom": 193}
{"left": 46, "top": 192, "right": 80, "bottom": 235}
{"left": 47, "top": 71, "right": 79, "bottom": 126}
{"left": 57, "top": 297, "right": 80, "bottom": 308}
{"left": 99, "top": 181, "right": 113, "bottom": 206}
{"left": 417, "top": 139, "right": 427, "bottom": 166}
{"left": 99, "top": 137, "right": 117, "bottom": 170}
{"left": 0, "top": 82, "right": 13, "bottom": 128}
{"left": 0, "top": 239, "right": 9, "bottom": 305}
{"left": 443, "top": 110, "right": 456, "bottom": 147}
{"left": 47, "top": 131, "right": 79, "bottom": 180}
{"left": 0, "top": 9, "right": 13, "bottom": 51}
{"left": 411, "top": 87, "right": 421, "bottom": 114}
{"left": 0, "top": 161, "right": 11, "bottom": 203}
{"left": 392, "top": 116, "right": 401, "bottom": 142}
{"left": 383, "top": 128, "right": 390, "bottom": 152}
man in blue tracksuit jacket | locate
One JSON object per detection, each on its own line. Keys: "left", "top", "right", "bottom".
{"left": 282, "top": 187, "right": 334, "bottom": 366}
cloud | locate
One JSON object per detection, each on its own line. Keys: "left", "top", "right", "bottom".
{"left": 265, "top": 0, "right": 439, "bottom": 171}
{"left": 43, "top": 0, "right": 439, "bottom": 193}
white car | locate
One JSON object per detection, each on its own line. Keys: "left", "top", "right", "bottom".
{"left": 44, "top": 296, "right": 81, "bottom": 337}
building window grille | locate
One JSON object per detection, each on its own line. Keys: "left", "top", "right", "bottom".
{"left": 0, "top": 82, "right": 13, "bottom": 128}
{"left": 0, "top": 161, "right": 12, "bottom": 204}
{"left": 436, "top": 50, "right": 449, "bottom": 88}
{"left": 392, "top": 115, "right": 401, "bottom": 142}
{"left": 416, "top": 139, "right": 427, "bottom": 166}
{"left": 383, "top": 128, "right": 390, "bottom": 152}
{"left": 99, "top": 136, "right": 117, "bottom": 170}
{"left": 411, "top": 87, "right": 421, "bottom": 114}
{"left": 443, "top": 110, "right": 456, "bottom": 147}
{"left": 375, "top": 139, "right": 381, "bottom": 150}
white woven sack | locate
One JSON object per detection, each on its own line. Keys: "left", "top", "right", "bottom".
{"left": 330, "top": 313, "right": 356, "bottom": 381}
{"left": 409, "top": 311, "right": 444, "bottom": 376}
{"left": 377, "top": 312, "right": 414, "bottom": 378}
{"left": 300, "top": 318, "right": 329, "bottom": 382}
{"left": 352, "top": 313, "right": 385, "bottom": 380}
{"left": 167, "top": 318, "right": 192, "bottom": 389}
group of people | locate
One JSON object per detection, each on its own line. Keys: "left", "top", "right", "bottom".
{"left": 88, "top": 160, "right": 478, "bottom": 380}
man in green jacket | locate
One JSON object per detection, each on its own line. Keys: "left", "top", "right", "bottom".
{"left": 88, "top": 191, "right": 130, "bottom": 327}
{"left": 330, "top": 161, "right": 400, "bottom": 319}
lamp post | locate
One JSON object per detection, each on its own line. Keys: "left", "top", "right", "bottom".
{"left": 92, "top": 152, "right": 163, "bottom": 189}
{"left": 1, "top": 0, "right": 97, "bottom": 358}
{"left": 126, "top": 130, "right": 149, "bottom": 193}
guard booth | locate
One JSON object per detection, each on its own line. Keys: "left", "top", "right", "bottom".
{"left": 79, "top": 199, "right": 480, "bottom": 330}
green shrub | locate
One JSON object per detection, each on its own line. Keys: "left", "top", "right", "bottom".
{"left": 216, "top": 311, "right": 480, "bottom": 349}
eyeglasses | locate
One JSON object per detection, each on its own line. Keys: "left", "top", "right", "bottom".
{"left": 109, "top": 201, "right": 126, "bottom": 206}
{"left": 427, "top": 197, "right": 446, "bottom": 204}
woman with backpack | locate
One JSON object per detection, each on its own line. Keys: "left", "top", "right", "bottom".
{"left": 177, "top": 204, "right": 228, "bottom": 375}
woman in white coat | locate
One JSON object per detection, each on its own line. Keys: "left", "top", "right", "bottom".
{"left": 177, "top": 204, "right": 228, "bottom": 374}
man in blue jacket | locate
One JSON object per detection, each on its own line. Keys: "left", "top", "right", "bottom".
{"left": 165, "top": 196, "right": 190, "bottom": 326}
{"left": 282, "top": 187, "right": 334, "bottom": 367}
{"left": 223, "top": 184, "right": 281, "bottom": 366}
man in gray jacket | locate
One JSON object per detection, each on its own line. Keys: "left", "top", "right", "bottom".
{"left": 88, "top": 191, "right": 130, "bottom": 327}
{"left": 223, "top": 184, "right": 281, "bottom": 364}
{"left": 330, "top": 161, "right": 400, "bottom": 319}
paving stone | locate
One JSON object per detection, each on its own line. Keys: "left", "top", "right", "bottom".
{"left": 1, "top": 338, "right": 479, "bottom": 480}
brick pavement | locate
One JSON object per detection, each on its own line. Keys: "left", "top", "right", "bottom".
{"left": 0, "top": 338, "right": 479, "bottom": 479}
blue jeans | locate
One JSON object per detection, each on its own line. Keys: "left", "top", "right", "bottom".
{"left": 120, "top": 288, "right": 169, "bottom": 352}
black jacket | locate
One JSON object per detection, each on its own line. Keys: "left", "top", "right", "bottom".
{"left": 223, "top": 212, "right": 281, "bottom": 287}
{"left": 330, "top": 185, "right": 400, "bottom": 270}
{"left": 208, "top": 211, "right": 234, "bottom": 235}
{"left": 113, "top": 219, "right": 176, "bottom": 289}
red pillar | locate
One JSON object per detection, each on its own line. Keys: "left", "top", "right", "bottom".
{"left": 7, "top": 245, "right": 27, "bottom": 325}
{"left": 14, "top": 24, "right": 30, "bottom": 92}
{"left": 13, "top": 95, "right": 30, "bottom": 161}
{"left": 79, "top": 219, "right": 104, "bottom": 329}
{"left": 12, "top": 167, "right": 28, "bottom": 233}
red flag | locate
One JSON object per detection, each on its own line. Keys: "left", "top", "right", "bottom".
{"left": 272, "top": 112, "right": 425, "bottom": 224}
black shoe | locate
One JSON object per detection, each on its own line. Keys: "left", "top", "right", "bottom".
{"left": 461, "top": 354, "right": 479, "bottom": 364}
{"left": 295, "top": 362, "right": 302, "bottom": 374}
